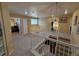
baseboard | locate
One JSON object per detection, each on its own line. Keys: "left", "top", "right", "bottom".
{"left": 8, "top": 49, "right": 14, "bottom": 56}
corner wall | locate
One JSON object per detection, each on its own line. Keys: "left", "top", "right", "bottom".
{"left": 71, "top": 9, "right": 79, "bottom": 45}
{"left": 0, "top": 3, "right": 14, "bottom": 55}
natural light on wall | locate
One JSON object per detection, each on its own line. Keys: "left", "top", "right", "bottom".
{"left": 53, "top": 22, "right": 58, "bottom": 31}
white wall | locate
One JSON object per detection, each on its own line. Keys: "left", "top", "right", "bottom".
{"left": 23, "top": 19, "right": 28, "bottom": 34}
{"left": 39, "top": 18, "right": 50, "bottom": 32}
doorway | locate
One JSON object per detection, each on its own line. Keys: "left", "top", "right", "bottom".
{"left": 51, "top": 21, "right": 54, "bottom": 31}
{"left": 10, "top": 18, "right": 21, "bottom": 33}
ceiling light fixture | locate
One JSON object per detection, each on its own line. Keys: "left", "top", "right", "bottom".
{"left": 64, "top": 9, "right": 68, "bottom": 14}
{"left": 25, "top": 11, "right": 28, "bottom": 15}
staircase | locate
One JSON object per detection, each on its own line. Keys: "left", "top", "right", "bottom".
{"left": 31, "top": 35, "right": 79, "bottom": 56}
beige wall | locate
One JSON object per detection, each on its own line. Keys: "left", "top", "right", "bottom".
{"left": 38, "top": 16, "right": 72, "bottom": 33}
{"left": 71, "top": 10, "right": 79, "bottom": 55}
{"left": 71, "top": 9, "right": 79, "bottom": 45}
{"left": 58, "top": 16, "right": 72, "bottom": 33}
{"left": 20, "top": 17, "right": 49, "bottom": 33}
{"left": 27, "top": 17, "right": 31, "bottom": 33}
{"left": 39, "top": 17, "right": 59, "bottom": 32}
{"left": 28, "top": 18, "right": 49, "bottom": 33}
{"left": 0, "top": 3, "right": 14, "bottom": 55}
{"left": 10, "top": 14, "right": 72, "bottom": 34}
{"left": 39, "top": 18, "right": 50, "bottom": 32}
{"left": 23, "top": 18, "right": 28, "bottom": 34}
{"left": 59, "top": 23, "right": 69, "bottom": 33}
{"left": 72, "top": 9, "right": 79, "bottom": 34}
{"left": 30, "top": 25, "right": 40, "bottom": 32}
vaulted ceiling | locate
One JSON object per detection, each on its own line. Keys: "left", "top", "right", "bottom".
{"left": 7, "top": 2, "right": 79, "bottom": 18}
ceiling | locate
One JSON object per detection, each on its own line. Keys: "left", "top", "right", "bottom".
{"left": 7, "top": 2, "right": 79, "bottom": 18}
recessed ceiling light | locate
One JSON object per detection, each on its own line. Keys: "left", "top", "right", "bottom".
{"left": 25, "top": 11, "right": 28, "bottom": 15}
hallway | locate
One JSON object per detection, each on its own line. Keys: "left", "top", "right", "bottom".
{"left": 0, "top": 2, "right": 79, "bottom": 56}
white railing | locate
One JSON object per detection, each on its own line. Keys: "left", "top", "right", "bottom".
{"left": 31, "top": 37, "right": 79, "bottom": 56}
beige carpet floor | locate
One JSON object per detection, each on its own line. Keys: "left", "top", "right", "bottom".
{"left": 10, "top": 33, "right": 45, "bottom": 56}
{"left": 10, "top": 31, "right": 70, "bottom": 56}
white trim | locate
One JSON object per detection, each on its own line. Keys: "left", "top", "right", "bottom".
{"left": 31, "top": 37, "right": 79, "bottom": 56}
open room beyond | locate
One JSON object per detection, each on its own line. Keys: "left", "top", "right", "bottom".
{"left": 0, "top": 2, "right": 79, "bottom": 56}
